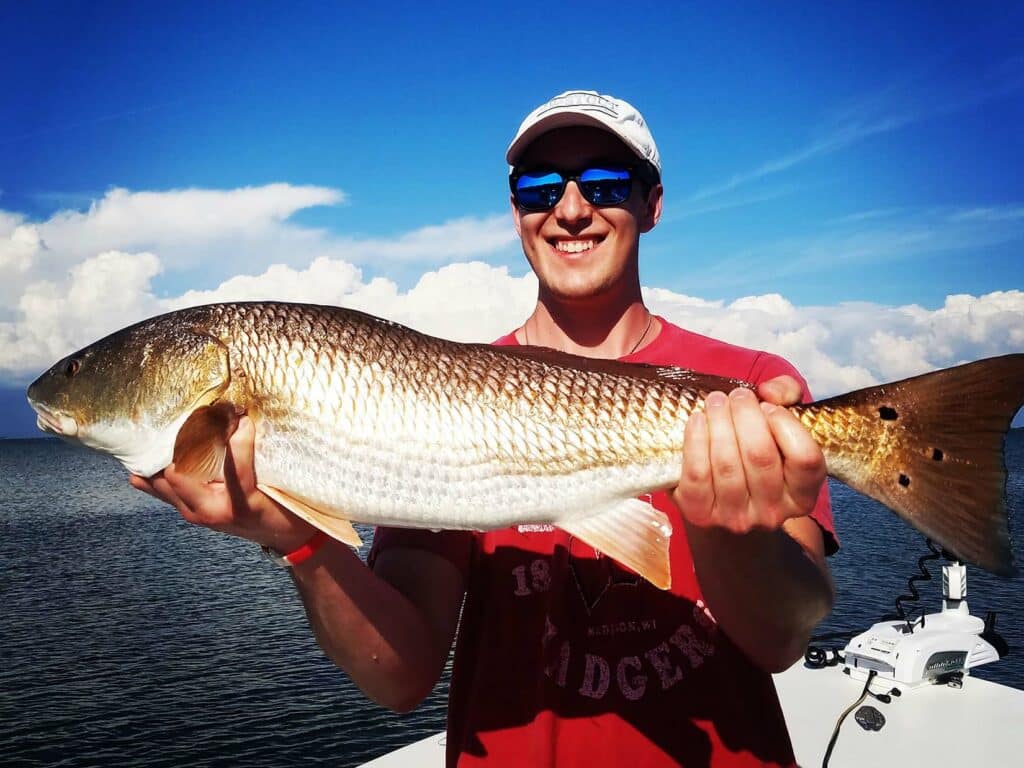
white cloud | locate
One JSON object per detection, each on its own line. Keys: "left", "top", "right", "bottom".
{"left": 728, "top": 293, "right": 796, "bottom": 316}
{"left": 644, "top": 288, "right": 1024, "bottom": 397}
{"left": 0, "top": 184, "right": 522, "bottom": 380}
{"left": 172, "top": 257, "right": 367, "bottom": 307}
{"left": 375, "top": 262, "right": 537, "bottom": 342}
{"left": 6, "top": 241, "right": 1023, "bottom": 408}
{"left": 860, "top": 331, "right": 933, "bottom": 381}
{"left": 32, "top": 184, "right": 344, "bottom": 271}
{"left": 0, "top": 185, "right": 518, "bottom": 318}
{"left": 0, "top": 223, "right": 39, "bottom": 274}
{"left": 4, "top": 250, "right": 162, "bottom": 371}
{"left": 167, "top": 257, "right": 538, "bottom": 343}
{"left": 3, "top": 185, "right": 1022, "bottom": 417}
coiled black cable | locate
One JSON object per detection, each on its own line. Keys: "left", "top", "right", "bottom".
{"left": 879, "top": 538, "right": 941, "bottom": 627}
{"left": 806, "top": 539, "right": 943, "bottom": 667}
{"left": 804, "top": 630, "right": 853, "bottom": 668}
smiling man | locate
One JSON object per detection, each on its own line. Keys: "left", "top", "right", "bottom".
{"left": 509, "top": 123, "right": 659, "bottom": 351}
{"left": 133, "top": 90, "right": 836, "bottom": 767}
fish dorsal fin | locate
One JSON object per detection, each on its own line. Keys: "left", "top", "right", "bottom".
{"left": 257, "top": 483, "right": 363, "bottom": 549}
{"left": 559, "top": 498, "right": 673, "bottom": 590}
{"left": 498, "top": 344, "right": 748, "bottom": 393}
{"left": 647, "top": 365, "right": 750, "bottom": 394}
{"left": 172, "top": 402, "right": 240, "bottom": 481}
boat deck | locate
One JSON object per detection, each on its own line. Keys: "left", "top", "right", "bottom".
{"left": 361, "top": 662, "right": 1024, "bottom": 766}
{"left": 776, "top": 662, "right": 1023, "bottom": 766}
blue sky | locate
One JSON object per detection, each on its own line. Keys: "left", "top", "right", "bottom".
{"left": 2, "top": 1, "right": 1023, "bottom": 436}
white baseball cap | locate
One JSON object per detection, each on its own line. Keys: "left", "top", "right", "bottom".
{"left": 506, "top": 90, "right": 661, "bottom": 177}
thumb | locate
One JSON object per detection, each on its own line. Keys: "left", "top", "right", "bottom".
{"left": 225, "top": 415, "right": 258, "bottom": 493}
{"left": 757, "top": 375, "right": 803, "bottom": 406}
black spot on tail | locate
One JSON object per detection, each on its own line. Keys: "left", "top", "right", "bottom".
{"left": 932, "top": 448, "right": 944, "bottom": 461}
{"left": 879, "top": 406, "right": 898, "bottom": 421}
{"left": 898, "top": 473, "right": 911, "bottom": 487}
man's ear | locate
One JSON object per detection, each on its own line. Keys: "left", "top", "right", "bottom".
{"left": 639, "top": 184, "right": 664, "bottom": 233}
{"left": 510, "top": 194, "right": 523, "bottom": 238}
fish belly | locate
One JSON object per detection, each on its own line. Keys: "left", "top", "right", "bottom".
{"left": 251, "top": 404, "right": 683, "bottom": 532}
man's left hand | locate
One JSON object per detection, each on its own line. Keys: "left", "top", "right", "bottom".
{"left": 672, "top": 375, "right": 826, "bottom": 533}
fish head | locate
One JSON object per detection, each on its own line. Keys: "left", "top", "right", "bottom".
{"left": 27, "top": 315, "right": 231, "bottom": 477}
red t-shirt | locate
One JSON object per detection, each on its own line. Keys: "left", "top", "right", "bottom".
{"left": 370, "top": 319, "right": 837, "bottom": 767}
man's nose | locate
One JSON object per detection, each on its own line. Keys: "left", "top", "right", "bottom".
{"left": 553, "top": 180, "right": 592, "bottom": 226}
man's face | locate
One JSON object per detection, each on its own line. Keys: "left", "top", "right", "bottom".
{"left": 511, "top": 126, "right": 663, "bottom": 304}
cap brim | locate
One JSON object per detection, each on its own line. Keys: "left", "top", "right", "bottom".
{"left": 506, "top": 111, "right": 624, "bottom": 166}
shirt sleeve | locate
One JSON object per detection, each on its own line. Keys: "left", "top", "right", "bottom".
{"left": 367, "top": 526, "right": 475, "bottom": 577}
{"left": 747, "top": 352, "right": 840, "bottom": 556}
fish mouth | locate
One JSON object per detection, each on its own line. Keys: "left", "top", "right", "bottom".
{"left": 28, "top": 399, "right": 79, "bottom": 437}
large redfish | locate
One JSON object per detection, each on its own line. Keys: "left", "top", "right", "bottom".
{"left": 26, "top": 302, "right": 1024, "bottom": 587}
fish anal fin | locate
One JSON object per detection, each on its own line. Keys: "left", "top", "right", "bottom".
{"left": 257, "top": 483, "right": 363, "bottom": 549}
{"left": 172, "top": 402, "right": 240, "bottom": 481}
{"left": 560, "top": 499, "right": 673, "bottom": 590}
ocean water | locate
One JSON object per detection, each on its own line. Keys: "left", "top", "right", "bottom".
{"left": 2, "top": 433, "right": 1023, "bottom": 766}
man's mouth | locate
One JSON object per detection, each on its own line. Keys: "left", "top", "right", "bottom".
{"left": 551, "top": 238, "right": 601, "bottom": 254}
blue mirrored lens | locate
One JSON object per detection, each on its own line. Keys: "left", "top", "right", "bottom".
{"left": 515, "top": 171, "right": 565, "bottom": 210}
{"left": 514, "top": 167, "right": 634, "bottom": 210}
{"left": 578, "top": 167, "right": 632, "bottom": 205}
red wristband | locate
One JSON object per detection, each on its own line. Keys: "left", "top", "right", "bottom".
{"left": 262, "top": 530, "right": 328, "bottom": 567}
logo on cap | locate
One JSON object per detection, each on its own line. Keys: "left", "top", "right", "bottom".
{"left": 541, "top": 91, "right": 621, "bottom": 119}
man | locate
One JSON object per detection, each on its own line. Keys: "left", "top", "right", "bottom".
{"left": 133, "top": 90, "right": 836, "bottom": 766}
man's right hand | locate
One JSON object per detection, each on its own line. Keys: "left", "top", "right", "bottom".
{"left": 129, "top": 415, "right": 317, "bottom": 554}
{"left": 129, "top": 413, "right": 465, "bottom": 712}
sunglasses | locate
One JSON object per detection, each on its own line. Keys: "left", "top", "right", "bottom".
{"left": 510, "top": 165, "right": 648, "bottom": 212}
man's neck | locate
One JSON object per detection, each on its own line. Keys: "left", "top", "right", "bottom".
{"left": 520, "top": 293, "right": 658, "bottom": 360}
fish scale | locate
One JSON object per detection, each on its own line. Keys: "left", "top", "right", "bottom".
{"left": 207, "top": 307, "right": 651, "bottom": 505}
{"left": 199, "top": 304, "right": 676, "bottom": 528}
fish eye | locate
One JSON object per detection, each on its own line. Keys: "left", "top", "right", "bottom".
{"left": 64, "top": 359, "right": 81, "bottom": 378}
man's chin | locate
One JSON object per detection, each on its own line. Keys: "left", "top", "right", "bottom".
{"left": 540, "top": 278, "right": 620, "bottom": 304}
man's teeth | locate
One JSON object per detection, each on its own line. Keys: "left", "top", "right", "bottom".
{"left": 554, "top": 240, "right": 596, "bottom": 254}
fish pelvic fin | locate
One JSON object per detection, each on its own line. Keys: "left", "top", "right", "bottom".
{"left": 172, "top": 402, "right": 241, "bottom": 481}
{"left": 800, "top": 354, "right": 1024, "bottom": 576}
{"left": 257, "top": 483, "right": 363, "bottom": 549}
{"left": 560, "top": 498, "right": 673, "bottom": 590}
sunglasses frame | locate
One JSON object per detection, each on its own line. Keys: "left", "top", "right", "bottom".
{"left": 509, "top": 163, "right": 656, "bottom": 213}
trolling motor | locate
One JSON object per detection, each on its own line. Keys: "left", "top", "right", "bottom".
{"left": 841, "top": 562, "right": 1006, "bottom": 692}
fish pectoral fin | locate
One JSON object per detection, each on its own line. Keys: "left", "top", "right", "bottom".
{"left": 559, "top": 499, "right": 673, "bottom": 590}
{"left": 257, "top": 483, "right": 363, "bottom": 549}
{"left": 172, "top": 402, "right": 240, "bottom": 481}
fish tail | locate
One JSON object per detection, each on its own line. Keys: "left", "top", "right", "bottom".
{"left": 796, "top": 354, "right": 1024, "bottom": 576}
